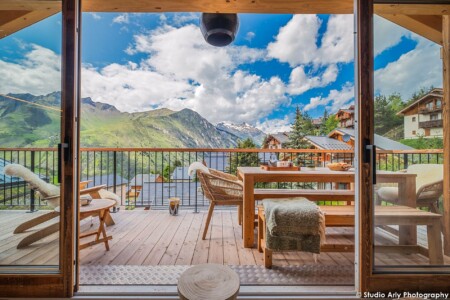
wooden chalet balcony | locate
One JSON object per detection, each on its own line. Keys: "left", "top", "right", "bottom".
{"left": 419, "top": 119, "right": 443, "bottom": 129}
{"left": 419, "top": 106, "right": 442, "bottom": 114}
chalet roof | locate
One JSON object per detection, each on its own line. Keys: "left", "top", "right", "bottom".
{"left": 304, "top": 136, "right": 353, "bottom": 150}
{"left": 84, "top": 174, "right": 127, "bottom": 187}
{"left": 268, "top": 133, "right": 290, "bottom": 144}
{"left": 129, "top": 174, "right": 162, "bottom": 185}
{"left": 329, "top": 128, "right": 414, "bottom": 150}
{"left": 397, "top": 88, "right": 443, "bottom": 116}
{"left": 171, "top": 167, "right": 192, "bottom": 181}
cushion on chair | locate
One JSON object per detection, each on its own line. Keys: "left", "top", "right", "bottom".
{"left": 376, "top": 187, "right": 399, "bottom": 203}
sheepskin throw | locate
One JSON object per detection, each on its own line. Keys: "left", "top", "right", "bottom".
{"left": 263, "top": 198, "right": 326, "bottom": 254}
{"left": 188, "top": 162, "right": 210, "bottom": 177}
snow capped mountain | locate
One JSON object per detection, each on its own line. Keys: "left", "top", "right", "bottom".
{"left": 216, "top": 121, "right": 266, "bottom": 146}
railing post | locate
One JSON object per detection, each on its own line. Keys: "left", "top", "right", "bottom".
{"left": 29, "top": 150, "right": 37, "bottom": 213}
{"left": 403, "top": 153, "right": 409, "bottom": 170}
{"left": 113, "top": 151, "right": 117, "bottom": 194}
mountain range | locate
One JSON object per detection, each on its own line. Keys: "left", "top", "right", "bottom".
{"left": 0, "top": 92, "right": 266, "bottom": 148}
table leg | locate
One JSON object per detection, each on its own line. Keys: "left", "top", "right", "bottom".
{"left": 97, "top": 209, "right": 110, "bottom": 251}
{"left": 243, "top": 175, "right": 255, "bottom": 248}
{"left": 427, "top": 219, "right": 444, "bottom": 264}
{"left": 398, "top": 176, "right": 417, "bottom": 245}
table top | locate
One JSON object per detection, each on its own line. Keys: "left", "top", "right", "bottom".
{"left": 80, "top": 199, "right": 115, "bottom": 213}
{"left": 237, "top": 167, "right": 416, "bottom": 180}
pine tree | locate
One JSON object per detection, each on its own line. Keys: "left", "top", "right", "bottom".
{"left": 287, "top": 106, "right": 312, "bottom": 149}
{"left": 228, "top": 138, "right": 260, "bottom": 174}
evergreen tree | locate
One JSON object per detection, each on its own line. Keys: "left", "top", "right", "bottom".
{"left": 287, "top": 106, "right": 312, "bottom": 149}
{"left": 319, "top": 109, "right": 334, "bottom": 135}
{"left": 228, "top": 138, "right": 260, "bottom": 174}
{"left": 323, "top": 113, "right": 339, "bottom": 134}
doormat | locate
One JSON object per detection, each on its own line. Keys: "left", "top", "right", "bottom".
{"left": 80, "top": 264, "right": 354, "bottom": 286}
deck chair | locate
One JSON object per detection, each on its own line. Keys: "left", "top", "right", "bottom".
{"left": 4, "top": 164, "right": 118, "bottom": 248}
{"left": 376, "top": 164, "right": 443, "bottom": 213}
{"left": 193, "top": 165, "right": 243, "bottom": 240}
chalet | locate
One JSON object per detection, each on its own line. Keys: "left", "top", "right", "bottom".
{"left": 129, "top": 174, "right": 164, "bottom": 185}
{"left": 262, "top": 132, "right": 290, "bottom": 149}
{"left": 328, "top": 128, "right": 414, "bottom": 150}
{"left": 304, "top": 136, "right": 353, "bottom": 151}
{"left": 312, "top": 117, "right": 323, "bottom": 129}
{"left": 397, "top": 88, "right": 443, "bottom": 139}
{"left": 171, "top": 167, "right": 192, "bottom": 182}
{"left": 336, "top": 105, "right": 355, "bottom": 128}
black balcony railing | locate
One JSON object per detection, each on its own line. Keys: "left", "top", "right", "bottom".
{"left": 0, "top": 147, "right": 444, "bottom": 211}
{"left": 419, "top": 119, "right": 443, "bottom": 129}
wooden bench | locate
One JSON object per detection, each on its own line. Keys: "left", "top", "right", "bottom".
{"left": 254, "top": 189, "right": 354, "bottom": 205}
{"left": 258, "top": 205, "right": 443, "bottom": 268}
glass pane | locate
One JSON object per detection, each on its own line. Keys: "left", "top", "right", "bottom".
{"left": 373, "top": 6, "right": 449, "bottom": 271}
{"left": 0, "top": 5, "right": 62, "bottom": 269}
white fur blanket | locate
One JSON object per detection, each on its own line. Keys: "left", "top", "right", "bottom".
{"left": 4, "top": 164, "right": 119, "bottom": 208}
{"left": 188, "top": 162, "right": 210, "bottom": 177}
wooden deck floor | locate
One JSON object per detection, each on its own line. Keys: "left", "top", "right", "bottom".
{"left": 1, "top": 209, "right": 450, "bottom": 267}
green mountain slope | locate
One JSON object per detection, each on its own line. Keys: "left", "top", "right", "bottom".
{"left": 0, "top": 92, "right": 237, "bottom": 148}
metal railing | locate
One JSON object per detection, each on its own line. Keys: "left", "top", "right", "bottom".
{"left": 0, "top": 147, "right": 444, "bottom": 211}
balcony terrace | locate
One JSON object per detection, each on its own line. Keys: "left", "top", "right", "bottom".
{"left": 0, "top": 147, "right": 448, "bottom": 286}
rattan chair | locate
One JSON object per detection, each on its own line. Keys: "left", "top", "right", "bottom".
{"left": 376, "top": 164, "right": 443, "bottom": 213}
{"left": 197, "top": 168, "right": 243, "bottom": 240}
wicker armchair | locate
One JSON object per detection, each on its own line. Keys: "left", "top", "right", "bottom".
{"left": 197, "top": 168, "right": 243, "bottom": 240}
{"left": 376, "top": 164, "right": 443, "bottom": 213}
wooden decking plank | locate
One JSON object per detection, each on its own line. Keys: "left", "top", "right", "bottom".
{"left": 86, "top": 211, "right": 151, "bottom": 265}
{"left": 159, "top": 212, "right": 196, "bottom": 265}
{"left": 175, "top": 212, "right": 204, "bottom": 265}
{"left": 222, "top": 211, "right": 240, "bottom": 265}
{"left": 109, "top": 211, "right": 164, "bottom": 265}
{"left": 125, "top": 212, "right": 174, "bottom": 265}
{"left": 78, "top": 210, "right": 138, "bottom": 263}
{"left": 142, "top": 212, "right": 187, "bottom": 265}
{"left": 231, "top": 211, "right": 256, "bottom": 265}
{"left": 208, "top": 212, "right": 224, "bottom": 264}
{"left": 191, "top": 213, "right": 212, "bottom": 265}
{"left": 1, "top": 210, "right": 449, "bottom": 269}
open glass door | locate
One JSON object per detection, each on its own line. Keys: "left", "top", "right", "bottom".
{"left": 357, "top": 0, "right": 450, "bottom": 293}
{"left": 0, "top": 0, "right": 79, "bottom": 297}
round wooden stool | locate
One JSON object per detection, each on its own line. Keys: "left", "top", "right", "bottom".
{"left": 177, "top": 264, "right": 240, "bottom": 300}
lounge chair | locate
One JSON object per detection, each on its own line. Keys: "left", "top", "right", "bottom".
{"left": 4, "top": 164, "right": 119, "bottom": 248}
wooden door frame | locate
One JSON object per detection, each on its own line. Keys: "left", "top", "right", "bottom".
{"left": 357, "top": 0, "right": 450, "bottom": 292}
{"left": 0, "top": 0, "right": 79, "bottom": 297}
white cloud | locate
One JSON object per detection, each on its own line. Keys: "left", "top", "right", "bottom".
{"left": 113, "top": 14, "right": 129, "bottom": 24}
{"left": 256, "top": 116, "right": 292, "bottom": 134}
{"left": 374, "top": 15, "right": 410, "bottom": 56}
{"left": 374, "top": 37, "right": 442, "bottom": 99}
{"left": 267, "top": 14, "right": 353, "bottom": 67}
{"left": 0, "top": 44, "right": 61, "bottom": 95}
{"left": 90, "top": 13, "right": 102, "bottom": 20}
{"left": 171, "top": 13, "right": 199, "bottom": 26}
{"left": 304, "top": 83, "right": 354, "bottom": 113}
{"left": 245, "top": 32, "right": 255, "bottom": 42}
{"left": 86, "top": 24, "right": 288, "bottom": 124}
{"left": 288, "top": 64, "right": 338, "bottom": 95}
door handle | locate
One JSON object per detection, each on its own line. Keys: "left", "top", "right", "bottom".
{"left": 365, "top": 143, "right": 377, "bottom": 185}
{"left": 57, "top": 142, "right": 69, "bottom": 183}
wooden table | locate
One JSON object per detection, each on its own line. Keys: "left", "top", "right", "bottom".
{"left": 237, "top": 167, "right": 417, "bottom": 248}
{"left": 79, "top": 199, "right": 115, "bottom": 250}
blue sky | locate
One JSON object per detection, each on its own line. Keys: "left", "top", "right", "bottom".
{"left": 0, "top": 12, "right": 442, "bottom": 133}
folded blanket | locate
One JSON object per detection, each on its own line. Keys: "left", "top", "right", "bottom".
{"left": 263, "top": 198, "right": 325, "bottom": 254}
